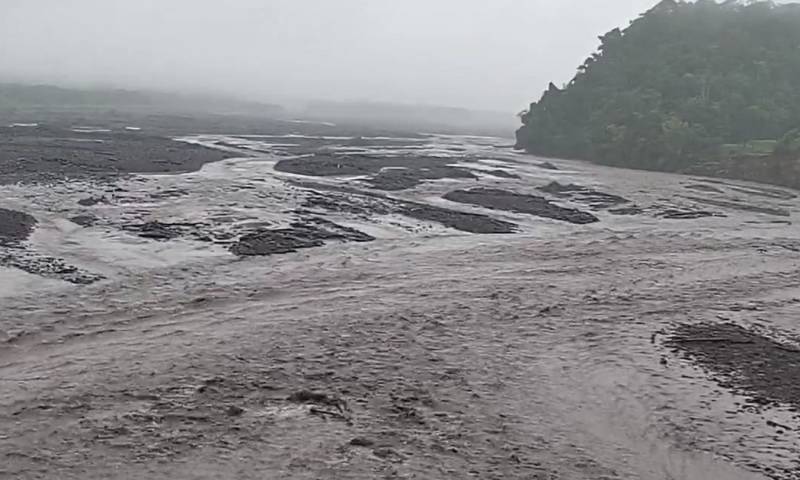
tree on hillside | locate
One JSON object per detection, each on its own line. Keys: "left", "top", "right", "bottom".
{"left": 516, "top": 0, "right": 800, "bottom": 173}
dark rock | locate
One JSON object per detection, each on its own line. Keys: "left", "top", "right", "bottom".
{"left": 444, "top": 188, "right": 599, "bottom": 225}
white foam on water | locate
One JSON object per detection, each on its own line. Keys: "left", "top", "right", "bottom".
{"left": 0, "top": 266, "right": 64, "bottom": 298}
{"left": 287, "top": 119, "right": 337, "bottom": 127}
{"left": 72, "top": 127, "right": 112, "bottom": 133}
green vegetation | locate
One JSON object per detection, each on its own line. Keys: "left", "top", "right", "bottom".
{"left": 516, "top": 0, "right": 800, "bottom": 175}
{"left": 776, "top": 128, "right": 800, "bottom": 156}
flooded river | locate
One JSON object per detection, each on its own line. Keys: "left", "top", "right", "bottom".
{"left": 1, "top": 131, "right": 799, "bottom": 479}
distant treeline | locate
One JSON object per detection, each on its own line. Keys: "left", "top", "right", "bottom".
{"left": 0, "top": 83, "right": 284, "bottom": 116}
{"left": 516, "top": 0, "right": 800, "bottom": 180}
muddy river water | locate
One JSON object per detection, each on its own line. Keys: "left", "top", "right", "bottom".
{"left": 1, "top": 130, "right": 799, "bottom": 479}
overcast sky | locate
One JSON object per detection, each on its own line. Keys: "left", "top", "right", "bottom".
{"left": 0, "top": 0, "right": 665, "bottom": 112}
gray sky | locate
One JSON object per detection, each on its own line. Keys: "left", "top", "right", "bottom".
{"left": 0, "top": 0, "right": 662, "bottom": 112}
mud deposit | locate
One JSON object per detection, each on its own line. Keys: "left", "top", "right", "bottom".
{"left": 231, "top": 219, "right": 374, "bottom": 256}
{"left": 539, "top": 181, "right": 630, "bottom": 209}
{"left": 0, "top": 124, "right": 230, "bottom": 184}
{"left": 0, "top": 208, "right": 36, "bottom": 246}
{"left": 445, "top": 187, "right": 599, "bottom": 224}
{"left": 667, "top": 323, "right": 800, "bottom": 480}
{"left": 669, "top": 323, "right": 800, "bottom": 410}
{"left": 683, "top": 195, "right": 791, "bottom": 217}
{"left": 298, "top": 184, "right": 518, "bottom": 234}
{"left": 3, "top": 118, "right": 800, "bottom": 479}
{"left": 275, "top": 154, "right": 478, "bottom": 191}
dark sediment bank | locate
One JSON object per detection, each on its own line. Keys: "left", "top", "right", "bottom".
{"left": 444, "top": 188, "right": 599, "bottom": 225}
{"left": 658, "top": 209, "right": 719, "bottom": 220}
{"left": 0, "top": 208, "right": 102, "bottom": 284}
{"left": 0, "top": 125, "right": 231, "bottom": 185}
{"left": 293, "top": 181, "right": 518, "bottom": 234}
{"left": 69, "top": 214, "right": 99, "bottom": 227}
{"left": 0, "top": 208, "right": 37, "bottom": 246}
{"left": 685, "top": 183, "right": 725, "bottom": 194}
{"left": 397, "top": 203, "right": 517, "bottom": 234}
{"left": 275, "top": 154, "right": 476, "bottom": 191}
{"left": 682, "top": 196, "right": 791, "bottom": 217}
{"left": 538, "top": 181, "right": 629, "bottom": 210}
{"left": 478, "top": 169, "right": 520, "bottom": 179}
{"left": 0, "top": 253, "right": 103, "bottom": 284}
{"left": 668, "top": 323, "right": 800, "bottom": 411}
{"left": 230, "top": 219, "right": 374, "bottom": 256}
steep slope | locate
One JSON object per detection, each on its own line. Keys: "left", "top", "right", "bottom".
{"left": 516, "top": 0, "right": 800, "bottom": 186}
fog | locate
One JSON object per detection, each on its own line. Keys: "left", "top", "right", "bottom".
{"left": 0, "top": 0, "right": 664, "bottom": 112}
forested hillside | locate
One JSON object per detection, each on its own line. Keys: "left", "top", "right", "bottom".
{"left": 516, "top": 0, "right": 800, "bottom": 185}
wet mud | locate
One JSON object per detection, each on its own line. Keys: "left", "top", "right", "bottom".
{"left": 444, "top": 187, "right": 599, "bottom": 224}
